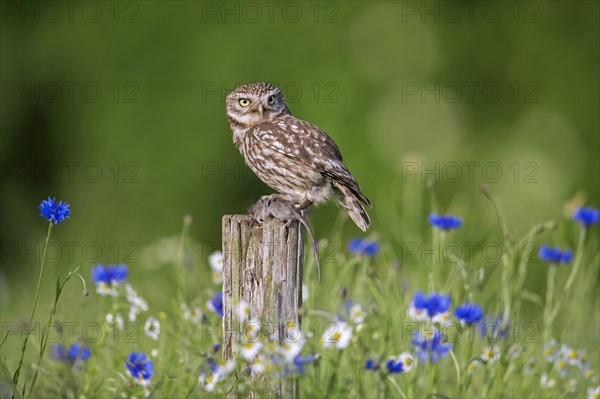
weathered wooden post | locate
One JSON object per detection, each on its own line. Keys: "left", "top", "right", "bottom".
{"left": 222, "top": 214, "right": 304, "bottom": 397}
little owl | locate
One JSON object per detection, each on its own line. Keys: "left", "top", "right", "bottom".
{"left": 225, "top": 82, "right": 371, "bottom": 231}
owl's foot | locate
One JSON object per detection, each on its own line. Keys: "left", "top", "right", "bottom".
{"left": 257, "top": 193, "right": 298, "bottom": 204}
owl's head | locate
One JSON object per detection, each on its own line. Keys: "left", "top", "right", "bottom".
{"left": 226, "top": 82, "right": 289, "bottom": 127}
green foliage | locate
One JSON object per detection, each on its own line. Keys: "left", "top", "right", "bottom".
{"left": 1, "top": 183, "right": 598, "bottom": 398}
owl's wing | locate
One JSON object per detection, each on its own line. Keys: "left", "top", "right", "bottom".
{"left": 251, "top": 117, "right": 371, "bottom": 207}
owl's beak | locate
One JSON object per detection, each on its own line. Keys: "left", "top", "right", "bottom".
{"left": 258, "top": 104, "right": 264, "bottom": 117}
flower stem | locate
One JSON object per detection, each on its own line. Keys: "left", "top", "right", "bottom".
{"left": 325, "top": 350, "right": 343, "bottom": 397}
{"left": 428, "top": 228, "right": 441, "bottom": 293}
{"left": 564, "top": 225, "right": 586, "bottom": 293}
{"left": 428, "top": 184, "right": 439, "bottom": 293}
{"left": 513, "top": 227, "right": 537, "bottom": 317}
{"left": 176, "top": 215, "right": 192, "bottom": 305}
{"left": 501, "top": 253, "right": 511, "bottom": 322}
{"left": 12, "top": 222, "right": 53, "bottom": 398}
{"left": 449, "top": 349, "right": 461, "bottom": 397}
{"left": 28, "top": 267, "right": 86, "bottom": 397}
{"left": 387, "top": 375, "right": 407, "bottom": 399}
{"left": 542, "top": 264, "right": 556, "bottom": 343}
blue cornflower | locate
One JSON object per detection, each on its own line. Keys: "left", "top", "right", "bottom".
{"left": 386, "top": 358, "right": 403, "bottom": 373}
{"left": 428, "top": 214, "right": 462, "bottom": 230}
{"left": 292, "top": 354, "right": 317, "bottom": 374}
{"left": 67, "top": 342, "right": 91, "bottom": 361}
{"left": 479, "top": 317, "right": 510, "bottom": 341}
{"left": 572, "top": 207, "right": 600, "bottom": 226}
{"left": 412, "top": 291, "right": 451, "bottom": 318}
{"left": 365, "top": 358, "right": 380, "bottom": 370}
{"left": 208, "top": 292, "right": 223, "bottom": 317}
{"left": 91, "top": 264, "right": 128, "bottom": 296}
{"left": 538, "top": 245, "right": 573, "bottom": 264}
{"left": 454, "top": 303, "right": 484, "bottom": 325}
{"left": 39, "top": 197, "right": 71, "bottom": 224}
{"left": 207, "top": 357, "right": 219, "bottom": 373}
{"left": 50, "top": 344, "right": 66, "bottom": 361}
{"left": 277, "top": 354, "right": 317, "bottom": 376}
{"left": 348, "top": 238, "right": 380, "bottom": 256}
{"left": 125, "top": 352, "right": 154, "bottom": 386}
{"left": 412, "top": 331, "right": 452, "bottom": 363}
{"left": 51, "top": 342, "right": 91, "bottom": 364}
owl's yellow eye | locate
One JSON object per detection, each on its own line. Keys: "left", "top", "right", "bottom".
{"left": 239, "top": 98, "right": 251, "bottom": 107}
{"left": 267, "top": 95, "right": 276, "bottom": 105}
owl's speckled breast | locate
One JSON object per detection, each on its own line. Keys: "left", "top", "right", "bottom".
{"left": 240, "top": 130, "right": 333, "bottom": 205}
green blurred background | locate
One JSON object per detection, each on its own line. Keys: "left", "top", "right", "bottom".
{"left": 1, "top": 1, "right": 599, "bottom": 313}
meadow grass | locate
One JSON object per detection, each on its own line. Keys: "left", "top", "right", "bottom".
{"left": 1, "top": 185, "right": 599, "bottom": 399}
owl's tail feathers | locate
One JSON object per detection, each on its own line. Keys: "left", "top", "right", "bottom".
{"left": 334, "top": 183, "right": 371, "bottom": 231}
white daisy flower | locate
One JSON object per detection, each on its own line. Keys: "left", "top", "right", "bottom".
{"left": 263, "top": 341, "right": 279, "bottom": 356}
{"left": 584, "top": 369, "right": 598, "bottom": 383}
{"left": 588, "top": 386, "right": 600, "bottom": 399}
{"left": 284, "top": 322, "right": 303, "bottom": 342}
{"left": 240, "top": 340, "right": 262, "bottom": 361}
{"left": 321, "top": 322, "right": 353, "bottom": 350}
{"left": 554, "top": 358, "right": 568, "bottom": 378}
{"left": 209, "top": 251, "right": 223, "bottom": 284}
{"left": 407, "top": 305, "right": 428, "bottom": 322}
{"left": 216, "top": 360, "right": 235, "bottom": 377}
{"left": 198, "top": 372, "right": 219, "bottom": 392}
{"left": 129, "top": 307, "right": 139, "bottom": 322}
{"left": 280, "top": 322, "right": 305, "bottom": 363}
{"left": 96, "top": 281, "right": 119, "bottom": 297}
{"left": 144, "top": 317, "right": 160, "bottom": 340}
{"left": 398, "top": 352, "right": 414, "bottom": 373}
{"left": 349, "top": 303, "right": 366, "bottom": 325}
{"left": 540, "top": 373, "right": 556, "bottom": 389}
{"left": 543, "top": 339, "right": 559, "bottom": 362}
{"left": 181, "top": 303, "right": 203, "bottom": 324}
{"left": 126, "top": 284, "right": 148, "bottom": 321}
{"left": 243, "top": 319, "right": 261, "bottom": 340}
{"left": 236, "top": 300, "right": 251, "bottom": 322}
{"left": 524, "top": 356, "right": 537, "bottom": 375}
{"left": 198, "top": 358, "right": 235, "bottom": 392}
{"left": 579, "top": 352, "right": 590, "bottom": 372}
{"left": 507, "top": 343, "right": 523, "bottom": 360}
{"left": 252, "top": 354, "right": 267, "bottom": 374}
{"left": 106, "top": 313, "right": 125, "bottom": 330}
{"left": 566, "top": 379, "right": 577, "bottom": 393}
{"left": 481, "top": 346, "right": 500, "bottom": 364}
{"left": 431, "top": 311, "right": 453, "bottom": 327}
{"left": 561, "top": 345, "right": 581, "bottom": 366}
{"left": 468, "top": 359, "right": 482, "bottom": 374}
{"left": 280, "top": 338, "right": 305, "bottom": 364}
